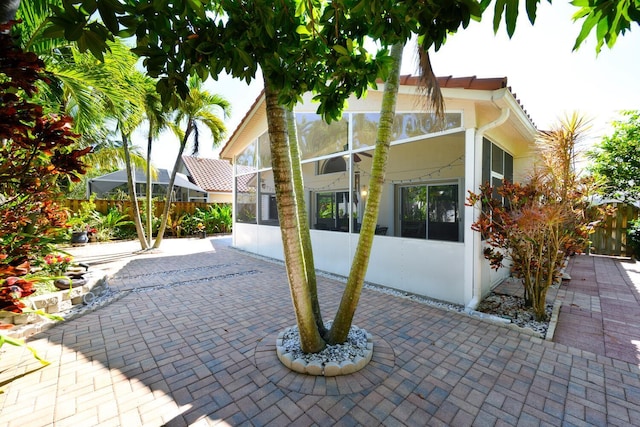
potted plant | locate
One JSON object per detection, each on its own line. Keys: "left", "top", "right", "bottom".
{"left": 196, "top": 223, "right": 207, "bottom": 239}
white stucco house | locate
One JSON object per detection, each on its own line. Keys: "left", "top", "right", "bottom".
{"left": 219, "top": 75, "right": 538, "bottom": 309}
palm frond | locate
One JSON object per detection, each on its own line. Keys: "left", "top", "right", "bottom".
{"left": 416, "top": 41, "right": 445, "bottom": 125}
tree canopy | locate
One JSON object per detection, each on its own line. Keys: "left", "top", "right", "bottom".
{"left": 588, "top": 110, "right": 640, "bottom": 203}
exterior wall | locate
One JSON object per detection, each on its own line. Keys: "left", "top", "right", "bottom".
{"left": 226, "top": 86, "right": 537, "bottom": 308}
{"left": 207, "top": 192, "right": 233, "bottom": 204}
{"left": 234, "top": 224, "right": 466, "bottom": 305}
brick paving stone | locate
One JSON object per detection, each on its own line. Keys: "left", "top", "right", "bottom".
{"left": 3, "top": 241, "right": 640, "bottom": 426}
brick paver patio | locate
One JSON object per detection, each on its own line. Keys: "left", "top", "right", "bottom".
{"left": 1, "top": 237, "right": 639, "bottom": 426}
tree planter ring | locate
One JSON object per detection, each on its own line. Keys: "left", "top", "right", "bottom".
{"left": 275, "top": 325, "right": 374, "bottom": 376}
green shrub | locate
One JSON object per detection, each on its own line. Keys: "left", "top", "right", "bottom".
{"left": 629, "top": 218, "right": 640, "bottom": 258}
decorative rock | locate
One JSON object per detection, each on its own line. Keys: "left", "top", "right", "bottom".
{"left": 275, "top": 322, "right": 374, "bottom": 376}
{"left": 324, "top": 361, "right": 341, "bottom": 377}
{"left": 305, "top": 360, "right": 323, "bottom": 375}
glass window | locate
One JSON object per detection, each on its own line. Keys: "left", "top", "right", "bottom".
{"left": 237, "top": 141, "right": 257, "bottom": 167}
{"left": 257, "top": 132, "right": 271, "bottom": 169}
{"left": 258, "top": 170, "right": 278, "bottom": 225}
{"left": 353, "top": 112, "right": 462, "bottom": 149}
{"left": 398, "top": 183, "right": 460, "bottom": 242}
{"left": 296, "top": 113, "right": 348, "bottom": 160}
{"left": 483, "top": 138, "right": 514, "bottom": 202}
{"left": 236, "top": 173, "right": 257, "bottom": 223}
{"left": 319, "top": 156, "right": 347, "bottom": 175}
{"left": 259, "top": 194, "right": 278, "bottom": 225}
{"left": 314, "top": 191, "right": 354, "bottom": 232}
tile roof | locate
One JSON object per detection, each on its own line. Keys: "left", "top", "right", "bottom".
{"left": 181, "top": 156, "right": 234, "bottom": 193}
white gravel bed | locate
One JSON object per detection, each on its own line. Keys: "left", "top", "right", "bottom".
{"left": 280, "top": 323, "right": 370, "bottom": 364}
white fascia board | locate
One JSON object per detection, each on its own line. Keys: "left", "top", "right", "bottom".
{"left": 219, "top": 93, "right": 266, "bottom": 161}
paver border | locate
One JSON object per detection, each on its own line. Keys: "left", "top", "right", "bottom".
{"left": 255, "top": 332, "right": 395, "bottom": 395}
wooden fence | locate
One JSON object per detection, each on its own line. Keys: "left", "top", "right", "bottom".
{"left": 588, "top": 202, "right": 639, "bottom": 257}
{"left": 63, "top": 199, "right": 227, "bottom": 218}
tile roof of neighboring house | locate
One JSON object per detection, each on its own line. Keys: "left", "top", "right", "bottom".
{"left": 221, "top": 75, "right": 532, "bottom": 157}
{"left": 181, "top": 156, "right": 234, "bottom": 193}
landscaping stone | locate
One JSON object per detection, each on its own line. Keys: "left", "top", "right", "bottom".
{"left": 2, "top": 270, "right": 108, "bottom": 339}
{"left": 276, "top": 323, "right": 374, "bottom": 376}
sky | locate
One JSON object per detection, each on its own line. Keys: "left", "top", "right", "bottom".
{"left": 143, "top": 1, "right": 640, "bottom": 171}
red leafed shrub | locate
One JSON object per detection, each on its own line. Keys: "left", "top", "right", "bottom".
{"left": 1, "top": 21, "right": 89, "bottom": 313}
{"left": 467, "top": 178, "right": 590, "bottom": 322}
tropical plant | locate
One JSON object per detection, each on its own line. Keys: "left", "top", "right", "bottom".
{"left": 153, "top": 76, "right": 230, "bottom": 248}
{"left": 1, "top": 21, "right": 88, "bottom": 265}
{"left": 628, "top": 218, "right": 640, "bottom": 259}
{"left": 90, "top": 207, "right": 133, "bottom": 241}
{"left": 468, "top": 180, "right": 586, "bottom": 321}
{"left": 192, "top": 204, "right": 233, "bottom": 234}
{"left": 0, "top": 20, "right": 81, "bottom": 364}
{"left": 468, "top": 115, "right": 592, "bottom": 321}
{"left": 588, "top": 111, "right": 640, "bottom": 203}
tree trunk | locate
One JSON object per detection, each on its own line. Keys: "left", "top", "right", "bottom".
{"left": 327, "top": 42, "right": 404, "bottom": 344}
{"left": 264, "top": 79, "right": 325, "bottom": 353}
{"left": 285, "top": 108, "right": 327, "bottom": 337}
{"left": 145, "top": 133, "right": 153, "bottom": 246}
{"left": 153, "top": 124, "right": 193, "bottom": 249}
{"left": 122, "top": 131, "right": 149, "bottom": 250}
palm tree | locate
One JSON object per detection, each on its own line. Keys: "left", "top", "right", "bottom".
{"left": 153, "top": 77, "right": 230, "bottom": 248}
{"left": 15, "top": 1, "right": 148, "bottom": 176}
{"left": 140, "top": 82, "right": 169, "bottom": 245}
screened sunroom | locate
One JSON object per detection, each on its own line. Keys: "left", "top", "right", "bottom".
{"left": 221, "top": 76, "right": 537, "bottom": 307}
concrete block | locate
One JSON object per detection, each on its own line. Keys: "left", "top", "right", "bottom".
{"left": 290, "top": 358, "right": 306, "bottom": 374}
{"left": 279, "top": 352, "right": 294, "bottom": 369}
{"left": 305, "top": 360, "right": 323, "bottom": 375}
{"left": 323, "top": 361, "right": 341, "bottom": 377}
{"left": 340, "top": 360, "right": 357, "bottom": 374}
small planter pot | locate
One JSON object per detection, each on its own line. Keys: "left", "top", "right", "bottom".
{"left": 198, "top": 231, "right": 207, "bottom": 239}
{"left": 71, "top": 231, "right": 88, "bottom": 245}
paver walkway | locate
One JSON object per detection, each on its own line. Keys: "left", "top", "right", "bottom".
{"left": 553, "top": 255, "right": 640, "bottom": 365}
{"left": 1, "top": 238, "right": 639, "bottom": 426}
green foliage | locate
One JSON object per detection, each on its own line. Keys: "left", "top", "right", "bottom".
{"left": 191, "top": 204, "right": 233, "bottom": 234}
{"left": 571, "top": 0, "right": 640, "bottom": 53}
{"left": 90, "top": 207, "right": 134, "bottom": 241}
{"left": 588, "top": 111, "right": 640, "bottom": 203}
{"left": 1, "top": 21, "right": 89, "bottom": 265}
{"left": 628, "top": 218, "right": 640, "bottom": 258}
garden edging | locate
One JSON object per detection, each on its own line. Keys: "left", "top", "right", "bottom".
{"left": 0, "top": 270, "right": 112, "bottom": 340}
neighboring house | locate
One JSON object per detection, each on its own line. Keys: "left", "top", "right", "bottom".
{"left": 178, "top": 156, "right": 234, "bottom": 203}
{"left": 219, "top": 75, "right": 538, "bottom": 309}
{"left": 88, "top": 168, "right": 207, "bottom": 202}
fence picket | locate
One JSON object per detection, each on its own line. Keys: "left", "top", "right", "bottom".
{"left": 589, "top": 202, "right": 639, "bottom": 257}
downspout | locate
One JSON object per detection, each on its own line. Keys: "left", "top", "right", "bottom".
{"left": 466, "top": 107, "right": 510, "bottom": 311}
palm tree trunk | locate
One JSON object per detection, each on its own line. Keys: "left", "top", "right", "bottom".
{"left": 285, "top": 108, "right": 327, "bottom": 337}
{"left": 122, "top": 131, "right": 149, "bottom": 250}
{"left": 327, "top": 42, "right": 404, "bottom": 344}
{"left": 146, "top": 133, "right": 153, "bottom": 246}
{"left": 264, "top": 79, "right": 325, "bottom": 353}
{"left": 152, "top": 124, "right": 193, "bottom": 249}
